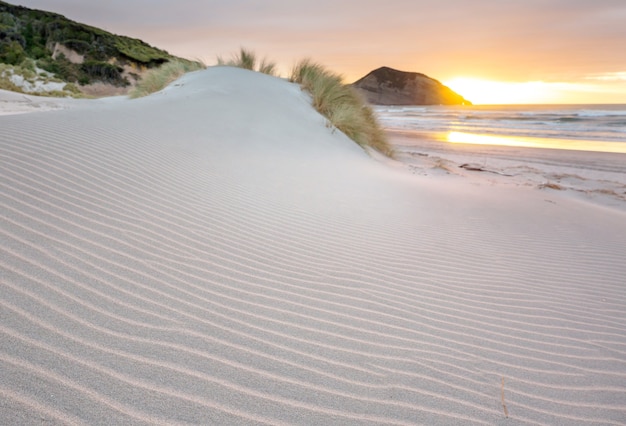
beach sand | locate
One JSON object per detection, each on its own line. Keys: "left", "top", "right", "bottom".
{"left": 1, "top": 67, "right": 626, "bottom": 424}
{"left": 386, "top": 131, "right": 626, "bottom": 210}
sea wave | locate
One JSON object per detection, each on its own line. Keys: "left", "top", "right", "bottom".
{"left": 374, "top": 104, "right": 626, "bottom": 144}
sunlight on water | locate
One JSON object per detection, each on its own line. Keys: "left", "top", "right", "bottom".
{"left": 447, "top": 131, "right": 626, "bottom": 154}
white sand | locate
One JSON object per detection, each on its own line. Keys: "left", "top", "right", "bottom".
{"left": 0, "top": 89, "right": 115, "bottom": 116}
{"left": 1, "top": 67, "right": 626, "bottom": 425}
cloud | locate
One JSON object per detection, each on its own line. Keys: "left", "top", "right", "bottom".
{"left": 586, "top": 72, "right": 626, "bottom": 81}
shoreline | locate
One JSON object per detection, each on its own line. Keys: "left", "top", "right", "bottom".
{"left": 386, "top": 129, "right": 626, "bottom": 210}
{"left": 1, "top": 89, "right": 625, "bottom": 209}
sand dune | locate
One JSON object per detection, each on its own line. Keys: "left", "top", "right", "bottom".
{"left": 2, "top": 67, "right": 626, "bottom": 425}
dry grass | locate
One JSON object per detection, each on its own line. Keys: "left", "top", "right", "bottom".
{"left": 217, "top": 48, "right": 277, "bottom": 76}
{"left": 129, "top": 59, "right": 205, "bottom": 99}
{"left": 215, "top": 51, "right": 392, "bottom": 156}
{"left": 290, "top": 59, "right": 393, "bottom": 157}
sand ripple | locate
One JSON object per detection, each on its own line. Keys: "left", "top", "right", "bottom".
{"left": 2, "top": 68, "right": 626, "bottom": 424}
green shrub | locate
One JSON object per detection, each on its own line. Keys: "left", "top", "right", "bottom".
{"left": 80, "top": 60, "right": 127, "bottom": 86}
{"left": 28, "top": 45, "right": 47, "bottom": 59}
{"left": 114, "top": 37, "right": 170, "bottom": 65}
{"left": 129, "top": 59, "right": 205, "bottom": 98}
{"left": 62, "top": 82, "right": 82, "bottom": 95}
{"left": 63, "top": 39, "right": 91, "bottom": 54}
{"left": 0, "top": 39, "right": 26, "bottom": 65}
{"left": 0, "top": 11, "right": 17, "bottom": 29}
{"left": 38, "top": 54, "right": 80, "bottom": 82}
{"left": 19, "top": 57, "right": 36, "bottom": 72}
{"left": 290, "top": 59, "right": 392, "bottom": 157}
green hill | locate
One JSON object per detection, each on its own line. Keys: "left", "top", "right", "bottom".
{"left": 0, "top": 0, "right": 189, "bottom": 95}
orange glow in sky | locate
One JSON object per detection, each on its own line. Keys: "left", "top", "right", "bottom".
{"left": 443, "top": 77, "right": 626, "bottom": 105}
{"left": 12, "top": 0, "right": 626, "bottom": 105}
{"left": 444, "top": 78, "right": 555, "bottom": 104}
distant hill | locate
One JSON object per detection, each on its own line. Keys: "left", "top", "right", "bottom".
{"left": 0, "top": 0, "right": 188, "bottom": 95}
{"left": 352, "top": 66, "right": 471, "bottom": 106}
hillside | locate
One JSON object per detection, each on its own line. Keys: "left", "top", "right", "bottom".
{"left": 352, "top": 66, "right": 471, "bottom": 105}
{"left": 0, "top": 0, "right": 184, "bottom": 95}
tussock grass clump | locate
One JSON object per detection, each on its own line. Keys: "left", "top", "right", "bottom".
{"left": 195, "top": 47, "right": 392, "bottom": 156}
{"left": 0, "top": 64, "right": 24, "bottom": 93}
{"left": 290, "top": 59, "right": 393, "bottom": 157}
{"left": 129, "top": 59, "right": 205, "bottom": 99}
{"left": 217, "top": 48, "right": 277, "bottom": 76}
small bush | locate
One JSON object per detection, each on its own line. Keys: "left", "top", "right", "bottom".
{"left": 81, "top": 60, "right": 128, "bottom": 86}
{"left": 0, "top": 40, "right": 27, "bottom": 65}
{"left": 290, "top": 59, "right": 392, "bottom": 157}
{"left": 114, "top": 37, "right": 170, "bottom": 65}
{"left": 62, "top": 82, "right": 82, "bottom": 96}
{"left": 19, "top": 57, "right": 36, "bottom": 72}
{"left": 129, "top": 59, "right": 205, "bottom": 98}
{"left": 217, "top": 48, "right": 277, "bottom": 76}
{"left": 63, "top": 39, "right": 91, "bottom": 54}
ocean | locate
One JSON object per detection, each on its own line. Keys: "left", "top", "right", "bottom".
{"left": 374, "top": 104, "right": 626, "bottom": 154}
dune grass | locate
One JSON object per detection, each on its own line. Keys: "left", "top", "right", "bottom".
{"left": 217, "top": 48, "right": 277, "bottom": 76}
{"left": 129, "top": 59, "right": 205, "bottom": 99}
{"left": 290, "top": 59, "right": 392, "bottom": 157}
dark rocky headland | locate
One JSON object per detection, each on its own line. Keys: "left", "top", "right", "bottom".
{"left": 352, "top": 66, "right": 471, "bottom": 105}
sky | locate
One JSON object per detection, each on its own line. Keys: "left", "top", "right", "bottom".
{"left": 12, "top": 0, "right": 626, "bottom": 104}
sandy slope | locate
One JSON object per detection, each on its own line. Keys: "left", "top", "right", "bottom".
{"left": 0, "top": 89, "right": 116, "bottom": 116}
{"left": 1, "top": 67, "right": 626, "bottom": 425}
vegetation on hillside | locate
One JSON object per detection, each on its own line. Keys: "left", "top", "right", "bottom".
{"left": 0, "top": 59, "right": 81, "bottom": 96}
{"left": 0, "top": 0, "right": 173, "bottom": 88}
{"left": 129, "top": 59, "right": 205, "bottom": 98}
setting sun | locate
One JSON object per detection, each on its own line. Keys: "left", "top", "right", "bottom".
{"left": 444, "top": 78, "right": 561, "bottom": 104}
{"left": 443, "top": 77, "right": 626, "bottom": 105}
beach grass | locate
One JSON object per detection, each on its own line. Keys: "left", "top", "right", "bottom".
{"left": 129, "top": 59, "right": 205, "bottom": 99}
{"left": 217, "top": 48, "right": 277, "bottom": 76}
{"left": 216, "top": 50, "right": 391, "bottom": 156}
{"left": 0, "top": 66, "right": 24, "bottom": 93}
{"left": 290, "top": 59, "right": 393, "bottom": 157}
